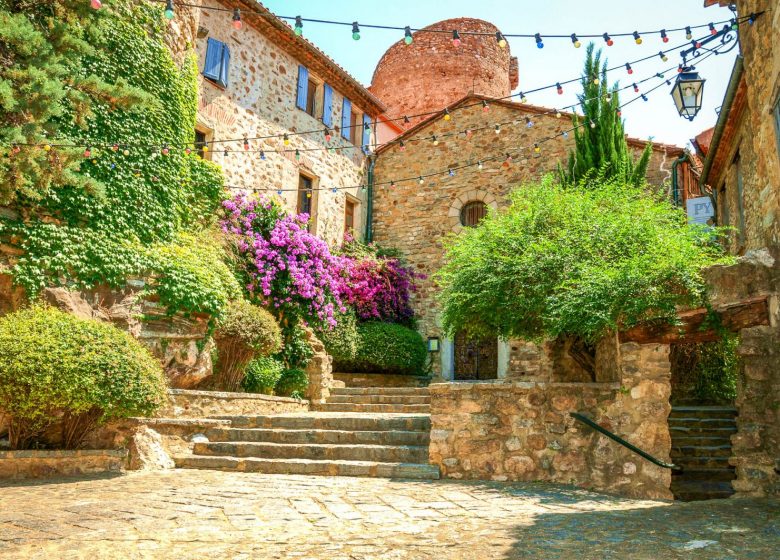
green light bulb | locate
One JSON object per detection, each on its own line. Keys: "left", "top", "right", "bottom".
{"left": 352, "top": 31, "right": 360, "bottom": 40}
{"left": 404, "top": 35, "right": 413, "bottom": 45}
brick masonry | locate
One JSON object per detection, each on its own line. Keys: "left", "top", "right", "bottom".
{"left": 369, "top": 18, "right": 518, "bottom": 129}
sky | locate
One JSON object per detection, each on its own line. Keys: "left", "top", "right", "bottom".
{"left": 261, "top": 0, "right": 740, "bottom": 148}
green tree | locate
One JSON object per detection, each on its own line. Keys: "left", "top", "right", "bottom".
{"left": 561, "top": 44, "right": 651, "bottom": 187}
{"left": 436, "top": 176, "right": 729, "bottom": 343}
{"left": 0, "top": 0, "right": 146, "bottom": 203}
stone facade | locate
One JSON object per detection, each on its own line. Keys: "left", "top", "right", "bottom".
{"left": 372, "top": 95, "right": 683, "bottom": 377}
{"left": 369, "top": 18, "right": 518, "bottom": 129}
{"left": 703, "top": 248, "right": 780, "bottom": 497}
{"left": 189, "top": 0, "right": 386, "bottom": 245}
{"left": 698, "top": 0, "right": 780, "bottom": 252}
{"left": 429, "top": 340, "right": 673, "bottom": 500}
{"left": 161, "top": 388, "right": 308, "bottom": 417}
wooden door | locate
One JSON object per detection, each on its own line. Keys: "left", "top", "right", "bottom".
{"left": 454, "top": 331, "right": 498, "bottom": 380}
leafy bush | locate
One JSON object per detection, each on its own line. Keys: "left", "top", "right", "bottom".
{"left": 0, "top": 305, "right": 167, "bottom": 449}
{"left": 242, "top": 356, "right": 285, "bottom": 395}
{"left": 671, "top": 337, "right": 738, "bottom": 404}
{"left": 275, "top": 368, "right": 308, "bottom": 398}
{"left": 437, "top": 177, "right": 730, "bottom": 343}
{"left": 316, "top": 310, "right": 359, "bottom": 364}
{"left": 213, "top": 300, "right": 282, "bottom": 391}
{"left": 335, "top": 322, "right": 427, "bottom": 375}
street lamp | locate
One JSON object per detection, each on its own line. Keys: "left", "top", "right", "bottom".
{"left": 671, "top": 70, "right": 705, "bottom": 121}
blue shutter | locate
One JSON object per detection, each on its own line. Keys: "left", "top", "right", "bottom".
{"left": 362, "top": 114, "right": 371, "bottom": 153}
{"left": 341, "top": 98, "right": 351, "bottom": 140}
{"left": 296, "top": 66, "right": 309, "bottom": 110}
{"left": 203, "top": 38, "right": 222, "bottom": 82}
{"left": 322, "top": 84, "right": 333, "bottom": 127}
{"left": 218, "top": 43, "right": 230, "bottom": 87}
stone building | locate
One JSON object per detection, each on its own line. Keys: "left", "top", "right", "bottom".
{"left": 189, "top": 0, "right": 387, "bottom": 245}
{"left": 369, "top": 26, "right": 686, "bottom": 379}
{"left": 688, "top": 0, "right": 780, "bottom": 498}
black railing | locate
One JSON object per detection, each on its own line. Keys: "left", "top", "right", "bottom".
{"left": 570, "top": 412, "right": 679, "bottom": 471}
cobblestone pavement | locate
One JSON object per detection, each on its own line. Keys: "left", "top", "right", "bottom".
{"left": 0, "top": 470, "right": 778, "bottom": 560}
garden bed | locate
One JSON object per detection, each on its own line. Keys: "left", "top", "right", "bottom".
{"left": 0, "top": 449, "right": 127, "bottom": 480}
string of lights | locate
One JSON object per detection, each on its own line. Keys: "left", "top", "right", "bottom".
{"left": 140, "top": 0, "right": 755, "bottom": 44}
{"left": 6, "top": 19, "right": 741, "bottom": 156}
{"left": 225, "top": 47, "right": 721, "bottom": 195}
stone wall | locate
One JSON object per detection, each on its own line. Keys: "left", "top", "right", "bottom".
{"left": 703, "top": 248, "right": 780, "bottom": 497}
{"left": 372, "top": 97, "right": 680, "bottom": 376}
{"left": 333, "top": 372, "right": 432, "bottom": 388}
{"left": 429, "top": 341, "right": 673, "bottom": 500}
{"left": 161, "top": 389, "right": 308, "bottom": 417}
{"left": 369, "top": 18, "right": 518, "bottom": 129}
{"left": 0, "top": 449, "right": 127, "bottom": 480}
{"left": 192, "top": 0, "right": 375, "bottom": 245}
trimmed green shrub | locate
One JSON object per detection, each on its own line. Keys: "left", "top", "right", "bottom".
{"left": 335, "top": 322, "right": 427, "bottom": 375}
{"left": 316, "top": 310, "right": 359, "bottom": 364}
{"left": 242, "top": 356, "right": 285, "bottom": 395}
{"left": 213, "top": 300, "right": 282, "bottom": 391}
{"left": 275, "top": 368, "right": 308, "bottom": 398}
{"left": 0, "top": 305, "right": 167, "bottom": 449}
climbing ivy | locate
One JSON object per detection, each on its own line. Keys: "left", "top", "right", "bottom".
{"left": 0, "top": 1, "right": 233, "bottom": 318}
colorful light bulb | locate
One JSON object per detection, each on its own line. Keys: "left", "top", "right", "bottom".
{"left": 418, "top": 176, "right": 424, "bottom": 185}
{"left": 660, "top": 29, "right": 669, "bottom": 43}
{"left": 398, "top": 140, "right": 405, "bottom": 151}
{"left": 452, "top": 30, "right": 461, "bottom": 47}
{"left": 260, "top": 150, "right": 266, "bottom": 160}
{"left": 603, "top": 32, "right": 613, "bottom": 46}
{"left": 571, "top": 33, "right": 581, "bottom": 48}
{"left": 294, "top": 16, "right": 303, "bottom": 36}
{"left": 494, "top": 124, "right": 501, "bottom": 134}
{"left": 443, "top": 108, "right": 451, "bottom": 121}
{"left": 633, "top": 31, "right": 642, "bottom": 44}
{"left": 90, "top": 0, "right": 102, "bottom": 9}
{"left": 283, "top": 134, "right": 289, "bottom": 146}
{"left": 625, "top": 63, "right": 633, "bottom": 75}
{"left": 164, "top": 0, "right": 174, "bottom": 20}
{"left": 404, "top": 26, "right": 413, "bottom": 45}
{"left": 324, "top": 129, "right": 332, "bottom": 142}
{"left": 243, "top": 137, "right": 249, "bottom": 150}
{"left": 633, "top": 83, "right": 639, "bottom": 93}
{"left": 496, "top": 31, "right": 507, "bottom": 48}
{"left": 477, "top": 161, "right": 483, "bottom": 170}
{"left": 112, "top": 143, "right": 119, "bottom": 152}
{"left": 685, "top": 26, "right": 692, "bottom": 40}
{"left": 709, "top": 22, "right": 716, "bottom": 35}
{"left": 482, "top": 100, "right": 489, "bottom": 112}
{"left": 534, "top": 144, "right": 540, "bottom": 153}
{"left": 352, "top": 22, "right": 360, "bottom": 40}
{"left": 556, "top": 82, "right": 563, "bottom": 95}
{"left": 84, "top": 147, "right": 91, "bottom": 158}
{"left": 534, "top": 33, "right": 543, "bottom": 49}
{"left": 232, "top": 9, "right": 242, "bottom": 30}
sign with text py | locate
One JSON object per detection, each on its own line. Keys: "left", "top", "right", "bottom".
{"left": 686, "top": 196, "right": 715, "bottom": 226}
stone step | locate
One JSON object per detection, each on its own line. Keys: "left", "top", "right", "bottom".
{"left": 672, "top": 455, "right": 732, "bottom": 470}
{"left": 671, "top": 479, "right": 735, "bottom": 501}
{"left": 313, "top": 403, "right": 431, "bottom": 413}
{"left": 667, "top": 417, "right": 736, "bottom": 429}
{"left": 212, "top": 413, "right": 431, "bottom": 432}
{"left": 331, "top": 387, "right": 430, "bottom": 396}
{"left": 671, "top": 435, "right": 734, "bottom": 447}
{"left": 671, "top": 444, "right": 732, "bottom": 458}
{"left": 670, "top": 406, "right": 737, "bottom": 418}
{"left": 193, "top": 441, "right": 429, "bottom": 463}
{"left": 175, "top": 455, "right": 440, "bottom": 479}
{"left": 205, "top": 427, "right": 430, "bottom": 446}
{"left": 326, "top": 394, "right": 431, "bottom": 405}
{"left": 672, "top": 467, "right": 736, "bottom": 482}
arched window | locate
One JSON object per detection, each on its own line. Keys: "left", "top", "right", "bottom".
{"left": 460, "top": 201, "right": 488, "bottom": 227}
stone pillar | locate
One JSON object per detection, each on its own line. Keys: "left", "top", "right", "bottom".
{"left": 731, "top": 324, "right": 780, "bottom": 497}
{"left": 440, "top": 338, "right": 455, "bottom": 380}
{"left": 303, "top": 329, "right": 333, "bottom": 404}
{"left": 497, "top": 340, "right": 510, "bottom": 379}
{"left": 593, "top": 341, "right": 673, "bottom": 500}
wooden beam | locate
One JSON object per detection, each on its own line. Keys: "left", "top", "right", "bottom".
{"left": 619, "top": 296, "right": 770, "bottom": 344}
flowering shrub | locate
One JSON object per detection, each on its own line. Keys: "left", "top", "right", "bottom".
{"left": 221, "top": 194, "right": 345, "bottom": 329}
{"left": 337, "top": 234, "right": 423, "bottom": 326}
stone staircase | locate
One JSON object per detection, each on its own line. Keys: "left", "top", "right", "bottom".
{"left": 174, "top": 386, "right": 439, "bottom": 479}
{"left": 669, "top": 405, "right": 737, "bottom": 501}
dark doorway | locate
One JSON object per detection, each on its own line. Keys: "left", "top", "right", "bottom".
{"left": 454, "top": 331, "right": 497, "bottom": 380}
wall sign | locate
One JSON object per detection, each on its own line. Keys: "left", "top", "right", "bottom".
{"left": 686, "top": 196, "right": 715, "bottom": 226}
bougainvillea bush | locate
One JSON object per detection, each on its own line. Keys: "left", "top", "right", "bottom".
{"left": 221, "top": 194, "right": 345, "bottom": 330}
{"left": 337, "top": 235, "right": 422, "bottom": 326}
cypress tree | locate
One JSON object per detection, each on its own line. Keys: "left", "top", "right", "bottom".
{"left": 561, "top": 43, "right": 651, "bottom": 186}
{"left": 0, "top": 0, "right": 144, "bottom": 204}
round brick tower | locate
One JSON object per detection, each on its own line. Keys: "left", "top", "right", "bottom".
{"left": 369, "top": 18, "right": 519, "bottom": 128}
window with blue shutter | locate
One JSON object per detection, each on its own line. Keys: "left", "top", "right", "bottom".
{"left": 296, "top": 66, "right": 309, "bottom": 111}
{"left": 362, "top": 114, "right": 371, "bottom": 153}
{"left": 322, "top": 84, "right": 333, "bottom": 127}
{"left": 203, "top": 38, "right": 230, "bottom": 88}
{"left": 341, "top": 98, "right": 352, "bottom": 140}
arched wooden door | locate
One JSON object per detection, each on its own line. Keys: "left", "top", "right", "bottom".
{"left": 454, "top": 331, "right": 498, "bottom": 380}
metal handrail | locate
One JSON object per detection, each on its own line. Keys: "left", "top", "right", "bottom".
{"left": 570, "top": 412, "right": 680, "bottom": 471}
